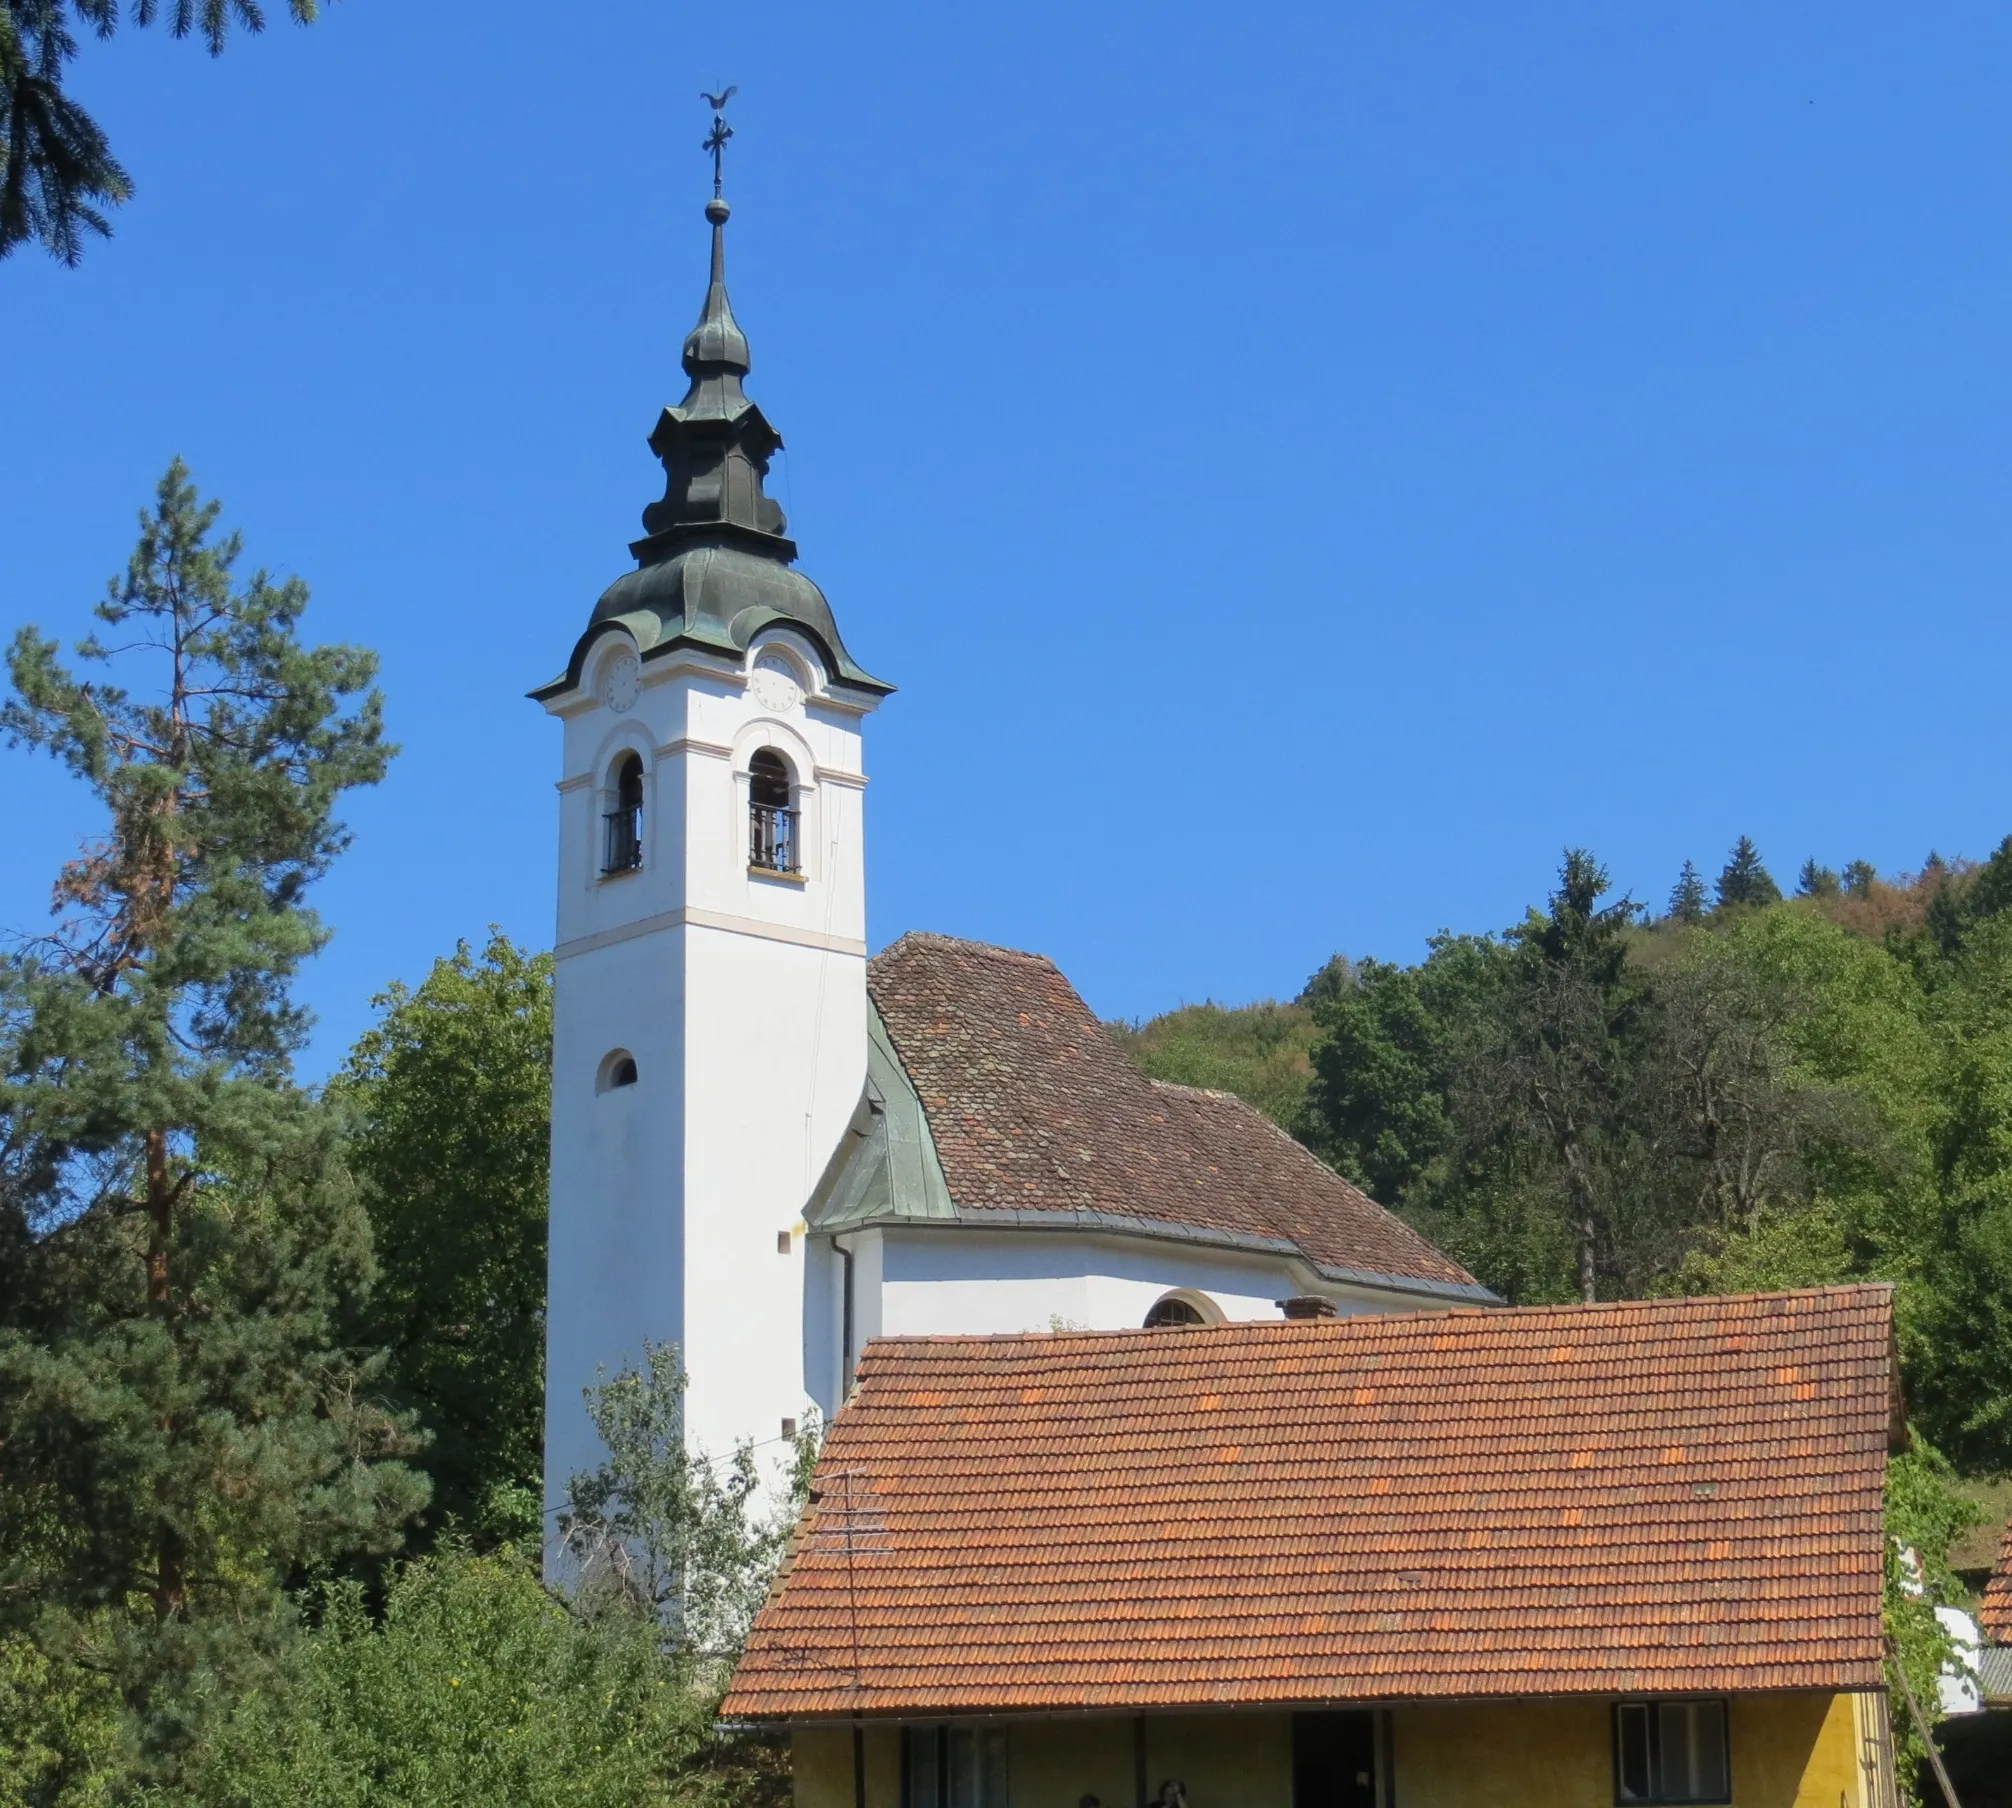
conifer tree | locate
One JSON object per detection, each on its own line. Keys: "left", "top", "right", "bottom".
{"left": 0, "top": 462, "right": 425, "bottom": 1781}
{"left": 1668, "top": 860, "right": 1707, "bottom": 925}
{"left": 1797, "top": 858, "right": 1840, "bottom": 898}
{"left": 1, "top": 0, "right": 325, "bottom": 265}
{"left": 1715, "top": 837, "right": 1782, "bottom": 909}
{"left": 1466, "top": 851, "right": 1647, "bottom": 1303}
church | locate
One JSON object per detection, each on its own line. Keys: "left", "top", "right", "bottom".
{"left": 532, "top": 170, "right": 1492, "bottom": 1528}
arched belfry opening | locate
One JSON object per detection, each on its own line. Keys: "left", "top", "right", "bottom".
{"left": 603, "top": 752, "right": 644, "bottom": 873}
{"left": 748, "top": 749, "right": 798, "bottom": 875}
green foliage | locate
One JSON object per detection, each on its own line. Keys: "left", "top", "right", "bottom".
{"left": 333, "top": 934, "right": 554, "bottom": 1543}
{"left": 0, "top": 1630, "right": 121, "bottom": 1807}
{"left": 1716, "top": 836, "right": 1782, "bottom": 909}
{"left": 183, "top": 1355, "right": 813, "bottom": 1807}
{"left": 1116, "top": 836, "right": 2012, "bottom": 1491}
{"left": 1108, "top": 997, "right": 1317, "bottom": 1131}
{"left": 0, "top": 463, "right": 425, "bottom": 1789}
{"left": 0, "top": 0, "right": 323, "bottom": 265}
{"left": 186, "top": 1545, "right": 726, "bottom": 1808}
{"left": 1798, "top": 858, "right": 1841, "bottom": 898}
{"left": 1305, "top": 940, "right": 1499, "bottom": 1203}
{"left": 1667, "top": 859, "right": 1707, "bottom": 925}
{"left": 559, "top": 1342, "right": 811, "bottom": 1664}
{"left": 1884, "top": 1439, "right": 1980, "bottom": 1805}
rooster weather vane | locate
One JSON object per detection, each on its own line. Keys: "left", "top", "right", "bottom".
{"left": 701, "top": 85, "right": 737, "bottom": 197}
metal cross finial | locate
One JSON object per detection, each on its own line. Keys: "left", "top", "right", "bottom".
{"left": 700, "top": 84, "right": 738, "bottom": 198}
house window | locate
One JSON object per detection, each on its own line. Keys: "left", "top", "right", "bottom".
{"left": 1143, "top": 1293, "right": 1209, "bottom": 1328}
{"left": 603, "top": 753, "right": 644, "bottom": 873}
{"left": 902, "top": 1725, "right": 1008, "bottom": 1808}
{"left": 749, "top": 749, "right": 798, "bottom": 875}
{"left": 1614, "top": 1701, "right": 1730, "bottom": 1804}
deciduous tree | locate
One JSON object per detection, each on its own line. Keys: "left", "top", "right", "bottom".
{"left": 334, "top": 933, "right": 553, "bottom": 1545}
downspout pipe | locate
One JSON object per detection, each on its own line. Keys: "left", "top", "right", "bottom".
{"left": 833, "top": 1233, "right": 857, "bottom": 1396}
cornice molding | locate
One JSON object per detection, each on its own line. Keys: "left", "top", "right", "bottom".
{"left": 556, "top": 904, "right": 867, "bottom": 964}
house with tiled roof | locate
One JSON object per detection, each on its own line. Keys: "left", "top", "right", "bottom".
{"left": 533, "top": 168, "right": 1488, "bottom": 1515}
{"left": 725, "top": 1285, "right": 1905, "bottom": 1808}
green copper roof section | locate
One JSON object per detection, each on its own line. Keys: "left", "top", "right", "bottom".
{"left": 532, "top": 193, "right": 890, "bottom": 703}
{"left": 805, "top": 1003, "right": 955, "bottom": 1231}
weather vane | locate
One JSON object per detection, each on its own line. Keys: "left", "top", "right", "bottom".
{"left": 701, "top": 85, "right": 737, "bottom": 198}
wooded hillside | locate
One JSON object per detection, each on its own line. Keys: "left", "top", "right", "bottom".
{"left": 1117, "top": 839, "right": 2012, "bottom": 1513}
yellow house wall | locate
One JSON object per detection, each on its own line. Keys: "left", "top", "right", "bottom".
{"left": 792, "top": 1723, "right": 902, "bottom": 1808}
{"left": 788, "top": 1692, "right": 1873, "bottom": 1808}
{"left": 1390, "top": 1692, "right": 1871, "bottom": 1808}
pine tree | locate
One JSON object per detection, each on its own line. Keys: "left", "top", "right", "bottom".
{"left": 1842, "top": 859, "right": 1878, "bottom": 897}
{"left": 1716, "top": 837, "right": 1782, "bottom": 909}
{"left": 1797, "top": 858, "right": 1841, "bottom": 898}
{"left": 1463, "top": 851, "right": 1647, "bottom": 1303}
{"left": 0, "top": 463, "right": 426, "bottom": 1781}
{"left": 1668, "top": 860, "right": 1708, "bottom": 924}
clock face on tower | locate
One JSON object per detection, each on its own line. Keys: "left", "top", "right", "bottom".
{"left": 602, "top": 651, "right": 640, "bottom": 713}
{"left": 749, "top": 653, "right": 803, "bottom": 714}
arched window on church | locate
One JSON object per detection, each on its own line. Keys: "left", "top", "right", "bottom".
{"left": 749, "top": 749, "right": 798, "bottom": 875}
{"left": 597, "top": 1050, "right": 639, "bottom": 1092}
{"left": 604, "top": 753, "right": 644, "bottom": 874}
{"left": 1143, "top": 1292, "right": 1213, "bottom": 1329}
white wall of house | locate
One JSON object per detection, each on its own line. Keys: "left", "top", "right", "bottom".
{"left": 543, "top": 626, "right": 876, "bottom": 1555}
{"left": 802, "top": 1225, "right": 1439, "bottom": 1422}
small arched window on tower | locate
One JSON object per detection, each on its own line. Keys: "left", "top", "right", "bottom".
{"left": 603, "top": 753, "right": 644, "bottom": 874}
{"left": 596, "top": 1049, "right": 639, "bottom": 1092}
{"left": 748, "top": 749, "right": 799, "bottom": 875}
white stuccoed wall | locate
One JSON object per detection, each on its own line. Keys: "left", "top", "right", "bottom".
{"left": 543, "top": 627, "right": 875, "bottom": 1560}
{"left": 803, "top": 1226, "right": 1435, "bottom": 1419}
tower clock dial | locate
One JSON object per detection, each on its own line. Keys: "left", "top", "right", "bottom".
{"left": 749, "top": 654, "right": 802, "bottom": 714}
{"left": 603, "top": 651, "right": 640, "bottom": 713}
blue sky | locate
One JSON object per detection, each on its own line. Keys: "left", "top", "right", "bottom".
{"left": 4, "top": 0, "right": 2010, "bottom": 1075}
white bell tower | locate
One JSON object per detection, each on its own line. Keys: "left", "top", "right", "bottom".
{"left": 534, "top": 176, "right": 891, "bottom": 1553}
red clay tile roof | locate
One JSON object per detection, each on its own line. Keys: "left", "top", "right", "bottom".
{"left": 722, "top": 1284, "right": 1895, "bottom": 1720}
{"left": 1982, "top": 1523, "right": 2012, "bottom": 1643}
{"left": 866, "top": 933, "right": 1482, "bottom": 1298}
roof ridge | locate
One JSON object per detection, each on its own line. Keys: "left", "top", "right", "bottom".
{"left": 855, "top": 1281, "right": 1895, "bottom": 1352}
{"left": 1145, "top": 1078, "right": 1244, "bottom": 1102}
{"left": 874, "top": 929, "right": 1059, "bottom": 970}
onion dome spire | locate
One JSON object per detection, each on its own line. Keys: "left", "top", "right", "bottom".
{"left": 635, "top": 88, "right": 787, "bottom": 559}
{"left": 529, "top": 89, "right": 890, "bottom": 706}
